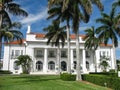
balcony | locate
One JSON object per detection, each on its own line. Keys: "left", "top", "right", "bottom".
{"left": 35, "top": 55, "right": 44, "bottom": 58}
{"left": 48, "top": 55, "right": 56, "bottom": 58}
{"left": 61, "top": 55, "right": 67, "bottom": 58}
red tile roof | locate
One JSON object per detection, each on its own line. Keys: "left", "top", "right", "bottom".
{"left": 5, "top": 39, "right": 26, "bottom": 45}
{"left": 100, "top": 43, "right": 113, "bottom": 47}
{"left": 35, "top": 33, "right": 45, "bottom": 38}
{"left": 4, "top": 33, "right": 113, "bottom": 47}
{"left": 35, "top": 33, "right": 86, "bottom": 39}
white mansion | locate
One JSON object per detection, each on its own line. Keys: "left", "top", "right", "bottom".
{"left": 3, "top": 26, "right": 116, "bottom": 74}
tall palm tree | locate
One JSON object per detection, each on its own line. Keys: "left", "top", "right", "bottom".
{"left": 47, "top": 1, "right": 73, "bottom": 73}
{"left": 0, "top": 0, "right": 28, "bottom": 27}
{"left": 0, "top": 22, "right": 23, "bottom": 60}
{"left": 84, "top": 26, "right": 100, "bottom": 72}
{"left": 113, "top": 0, "right": 120, "bottom": 8}
{"left": 44, "top": 21, "right": 67, "bottom": 74}
{"left": 96, "top": 7, "right": 120, "bottom": 72}
{"left": 0, "top": 0, "right": 28, "bottom": 60}
{"left": 48, "top": 0, "right": 103, "bottom": 81}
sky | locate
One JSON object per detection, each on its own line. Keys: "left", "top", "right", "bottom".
{"left": 11, "top": 0, "right": 120, "bottom": 59}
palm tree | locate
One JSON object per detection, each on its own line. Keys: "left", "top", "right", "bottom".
{"left": 16, "top": 55, "right": 32, "bottom": 74}
{"left": 0, "top": 0, "right": 28, "bottom": 60}
{"left": 47, "top": 1, "right": 73, "bottom": 73}
{"left": 48, "top": 0, "right": 103, "bottom": 81}
{"left": 84, "top": 26, "right": 100, "bottom": 72}
{"left": 0, "top": 22, "right": 23, "bottom": 61}
{"left": 113, "top": 0, "right": 120, "bottom": 8}
{"left": 0, "top": 0, "right": 28, "bottom": 28}
{"left": 44, "top": 21, "right": 67, "bottom": 74}
{"left": 99, "top": 56, "right": 110, "bottom": 72}
{"left": 96, "top": 7, "right": 120, "bottom": 72}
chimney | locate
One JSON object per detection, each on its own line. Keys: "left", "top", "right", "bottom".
{"left": 27, "top": 25, "right": 31, "bottom": 33}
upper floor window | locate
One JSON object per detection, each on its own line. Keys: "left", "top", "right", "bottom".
{"left": 15, "top": 50, "right": 20, "bottom": 57}
{"left": 100, "top": 51, "right": 109, "bottom": 57}
{"left": 48, "top": 50, "right": 55, "bottom": 57}
{"left": 11, "top": 50, "right": 23, "bottom": 59}
{"left": 61, "top": 51, "right": 67, "bottom": 58}
{"left": 73, "top": 51, "right": 76, "bottom": 58}
{"left": 86, "top": 51, "right": 90, "bottom": 58}
{"left": 21, "top": 50, "right": 23, "bottom": 55}
{"left": 36, "top": 50, "right": 43, "bottom": 57}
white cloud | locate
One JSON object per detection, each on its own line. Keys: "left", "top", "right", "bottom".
{"left": 20, "top": 8, "right": 48, "bottom": 25}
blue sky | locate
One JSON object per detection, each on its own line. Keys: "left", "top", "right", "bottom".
{"left": 12, "top": 0, "right": 120, "bottom": 59}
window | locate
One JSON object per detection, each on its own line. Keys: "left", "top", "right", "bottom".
{"left": 73, "top": 61, "right": 77, "bottom": 69}
{"left": 86, "top": 51, "right": 90, "bottom": 58}
{"left": 86, "top": 61, "right": 89, "bottom": 71}
{"left": 11, "top": 50, "right": 14, "bottom": 58}
{"left": 48, "top": 50, "right": 55, "bottom": 57}
{"left": 36, "top": 61, "right": 43, "bottom": 71}
{"left": 15, "top": 50, "right": 20, "bottom": 57}
{"left": 61, "top": 61, "right": 67, "bottom": 71}
{"left": 48, "top": 61, "right": 55, "bottom": 70}
{"left": 61, "top": 51, "right": 67, "bottom": 58}
{"left": 73, "top": 51, "right": 76, "bottom": 58}
{"left": 103, "top": 51, "right": 105, "bottom": 56}
{"left": 21, "top": 50, "right": 23, "bottom": 55}
{"left": 14, "top": 61, "right": 19, "bottom": 70}
{"left": 36, "top": 50, "right": 43, "bottom": 57}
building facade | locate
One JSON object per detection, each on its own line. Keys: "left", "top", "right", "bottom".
{"left": 3, "top": 26, "right": 116, "bottom": 74}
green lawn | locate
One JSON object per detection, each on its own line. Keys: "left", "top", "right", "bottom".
{"left": 0, "top": 75, "right": 111, "bottom": 90}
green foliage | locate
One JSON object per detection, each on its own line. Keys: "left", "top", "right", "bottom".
{"left": 0, "top": 63, "right": 2, "bottom": 69}
{"left": 0, "top": 70, "right": 12, "bottom": 74}
{"left": 60, "top": 73, "right": 76, "bottom": 81}
{"left": 99, "top": 56, "right": 110, "bottom": 72}
{"left": 16, "top": 55, "right": 32, "bottom": 74}
{"left": 109, "top": 69, "right": 115, "bottom": 73}
{"left": 82, "top": 74, "right": 120, "bottom": 90}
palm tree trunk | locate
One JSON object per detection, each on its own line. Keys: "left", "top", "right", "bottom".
{"left": 93, "top": 50, "right": 97, "bottom": 72}
{"left": 66, "top": 24, "right": 71, "bottom": 73}
{"left": 57, "top": 46, "right": 61, "bottom": 74}
{"left": 112, "top": 40, "right": 117, "bottom": 72}
{"left": 76, "top": 31, "right": 82, "bottom": 81}
{"left": 0, "top": 37, "right": 2, "bottom": 61}
{"left": 0, "top": 3, "right": 3, "bottom": 61}
{"left": 0, "top": 3, "right": 2, "bottom": 28}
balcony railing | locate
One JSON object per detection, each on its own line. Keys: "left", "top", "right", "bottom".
{"left": 35, "top": 55, "right": 44, "bottom": 58}
{"left": 48, "top": 55, "right": 56, "bottom": 58}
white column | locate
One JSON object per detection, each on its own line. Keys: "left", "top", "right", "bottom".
{"left": 43, "top": 48, "right": 48, "bottom": 73}
{"left": 95, "top": 50, "right": 100, "bottom": 72}
{"left": 82, "top": 49, "right": 87, "bottom": 73}
{"left": 110, "top": 48, "right": 115, "bottom": 69}
{"left": 71, "top": 49, "right": 74, "bottom": 70}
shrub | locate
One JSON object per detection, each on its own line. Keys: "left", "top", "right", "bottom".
{"left": 89, "top": 72, "right": 118, "bottom": 77}
{"left": 60, "top": 73, "right": 76, "bottom": 81}
{"left": 82, "top": 74, "right": 120, "bottom": 90}
{"left": 109, "top": 69, "right": 115, "bottom": 73}
{"left": 0, "top": 70, "right": 12, "bottom": 74}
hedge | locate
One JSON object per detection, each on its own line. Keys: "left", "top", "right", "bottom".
{"left": 60, "top": 73, "right": 76, "bottom": 81}
{"left": 82, "top": 74, "right": 120, "bottom": 90}
{"left": 0, "top": 70, "right": 12, "bottom": 74}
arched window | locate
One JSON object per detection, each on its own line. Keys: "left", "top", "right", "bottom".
{"left": 86, "top": 61, "right": 89, "bottom": 71}
{"left": 36, "top": 61, "right": 43, "bottom": 71}
{"left": 61, "top": 61, "right": 67, "bottom": 71}
{"left": 48, "top": 61, "right": 55, "bottom": 70}
{"left": 14, "top": 61, "right": 19, "bottom": 70}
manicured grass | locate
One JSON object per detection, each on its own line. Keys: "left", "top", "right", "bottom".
{"left": 0, "top": 75, "right": 111, "bottom": 90}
